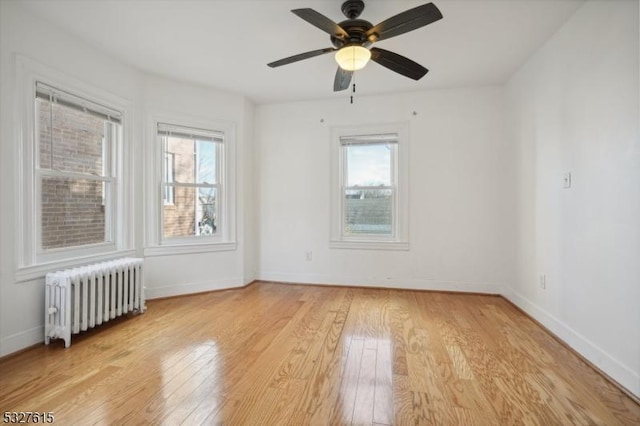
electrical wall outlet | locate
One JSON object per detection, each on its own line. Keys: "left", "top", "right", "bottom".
{"left": 563, "top": 172, "right": 572, "bottom": 189}
{"left": 539, "top": 274, "right": 546, "bottom": 289}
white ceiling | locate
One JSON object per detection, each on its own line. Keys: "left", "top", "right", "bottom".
{"left": 20, "top": 0, "right": 585, "bottom": 104}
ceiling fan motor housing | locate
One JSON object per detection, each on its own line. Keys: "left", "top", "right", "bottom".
{"left": 341, "top": 0, "right": 365, "bottom": 19}
{"left": 330, "top": 19, "right": 373, "bottom": 48}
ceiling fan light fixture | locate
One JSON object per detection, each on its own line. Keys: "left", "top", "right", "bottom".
{"left": 335, "top": 45, "right": 371, "bottom": 71}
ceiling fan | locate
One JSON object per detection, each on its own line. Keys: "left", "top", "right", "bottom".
{"left": 267, "top": 0, "right": 443, "bottom": 92}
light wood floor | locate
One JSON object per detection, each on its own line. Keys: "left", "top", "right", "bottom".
{"left": 1, "top": 282, "right": 638, "bottom": 425}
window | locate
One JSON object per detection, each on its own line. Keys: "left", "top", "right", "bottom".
{"left": 15, "top": 57, "right": 133, "bottom": 280}
{"left": 343, "top": 135, "right": 395, "bottom": 236}
{"left": 35, "top": 82, "right": 121, "bottom": 253}
{"left": 158, "top": 123, "right": 222, "bottom": 241}
{"left": 330, "top": 124, "right": 409, "bottom": 250}
{"left": 145, "top": 115, "right": 235, "bottom": 256}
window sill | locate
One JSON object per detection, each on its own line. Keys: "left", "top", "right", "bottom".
{"left": 15, "top": 249, "right": 137, "bottom": 283}
{"left": 329, "top": 240, "right": 409, "bottom": 251}
{"left": 144, "top": 241, "right": 237, "bottom": 257}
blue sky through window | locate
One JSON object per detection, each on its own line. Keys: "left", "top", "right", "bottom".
{"left": 346, "top": 144, "right": 391, "bottom": 187}
{"left": 196, "top": 140, "right": 216, "bottom": 184}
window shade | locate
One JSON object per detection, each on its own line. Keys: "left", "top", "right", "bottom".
{"left": 157, "top": 123, "right": 224, "bottom": 143}
{"left": 340, "top": 133, "right": 398, "bottom": 146}
{"left": 35, "top": 82, "right": 122, "bottom": 124}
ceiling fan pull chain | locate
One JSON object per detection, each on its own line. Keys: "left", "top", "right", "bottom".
{"left": 351, "top": 53, "right": 355, "bottom": 104}
{"left": 350, "top": 72, "right": 356, "bottom": 104}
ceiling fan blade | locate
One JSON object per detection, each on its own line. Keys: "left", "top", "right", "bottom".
{"left": 292, "top": 8, "right": 349, "bottom": 39}
{"left": 334, "top": 67, "right": 353, "bottom": 91}
{"left": 365, "top": 3, "right": 443, "bottom": 42}
{"left": 268, "top": 47, "right": 336, "bottom": 68}
{"left": 370, "top": 47, "right": 428, "bottom": 80}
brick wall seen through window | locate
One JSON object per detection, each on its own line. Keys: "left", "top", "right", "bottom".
{"left": 36, "top": 97, "right": 114, "bottom": 250}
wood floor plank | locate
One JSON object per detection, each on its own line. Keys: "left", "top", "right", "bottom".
{"left": 0, "top": 282, "right": 638, "bottom": 425}
{"left": 351, "top": 345, "right": 377, "bottom": 424}
{"left": 392, "top": 374, "right": 415, "bottom": 425}
{"left": 373, "top": 338, "right": 393, "bottom": 425}
{"left": 283, "top": 292, "right": 352, "bottom": 426}
{"left": 329, "top": 337, "right": 364, "bottom": 425}
{"left": 388, "top": 291, "right": 410, "bottom": 376}
{"left": 243, "top": 377, "right": 307, "bottom": 426}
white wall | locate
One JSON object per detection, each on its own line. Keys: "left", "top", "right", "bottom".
{"left": 0, "top": 1, "right": 143, "bottom": 356}
{"left": 0, "top": 2, "right": 256, "bottom": 356}
{"left": 255, "top": 87, "right": 515, "bottom": 293}
{"left": 141, "top": 75, "right": 255, "bottom": 298}
{"left": 242, "top": 98, "right": 257, "bottom": 283}
{"left": 505, "top": 0, "right": 639, "bottom": 396}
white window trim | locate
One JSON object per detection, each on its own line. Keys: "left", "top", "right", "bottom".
{"left": 330, "top": 122, "right": 410, "bottom": 250}
{"left": 144, "top": 113, "right": 237, "bottom": 257}
{"left": 14, "top": 55, "right": 135, "bottom": 282}
{"left": 163, "top": 151, "right": 175, "bottom": 205}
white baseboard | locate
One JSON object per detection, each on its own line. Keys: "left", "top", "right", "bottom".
{"left": 243, "top": 272, "right": 257, "bottom": 286}
{"left": 145, "top": 277, "right": 247, "bottom": 299}
{"left": 502, "top": 287, "right": 639, "bottom": 398}
{"left": 0, "top": 326, "right": 43, "bottom": 357}
{"left": 257, "top": 272, "right": 504, "bottom": 294}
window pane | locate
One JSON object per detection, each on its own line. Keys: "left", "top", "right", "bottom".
{"left": 163, "top": 152, "right": 175, "bottom": 204}
{"left": 165, "top": 136, "right": 217, "bottom": 184}
{"left": 197, "top": 140, "right": 217, "bottom": 184}
{"left": 37, "top": 98, "right": 107, "bottom": 175}
{"left": 198, "top": 187, "right": 217, "bottom": 236}
{"left": 41, "top": 177, "right": 107, "bottom": 249}
{"left": 344, "top": 188, "right": 392, "bottom": 235}
{"left": 346, "top": 144, "right": 391, "bottom": 187}
{"left": 163, "top": 186, "right": 217, "bottom": 238}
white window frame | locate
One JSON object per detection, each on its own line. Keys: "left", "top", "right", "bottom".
{"left": 330, "top": 123, "right": 409, "bottom": 250}
{"left": 14, "top": 56, "right": 135, "bottom": 282}
{"left": 34, "top": 82, "right": 119, "bottom": 253}
{"left": 144, "top": 114, "right": 237, "bottom": 256}
{"left": 163, "top": 151, "right": 175, "bottom": 205}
